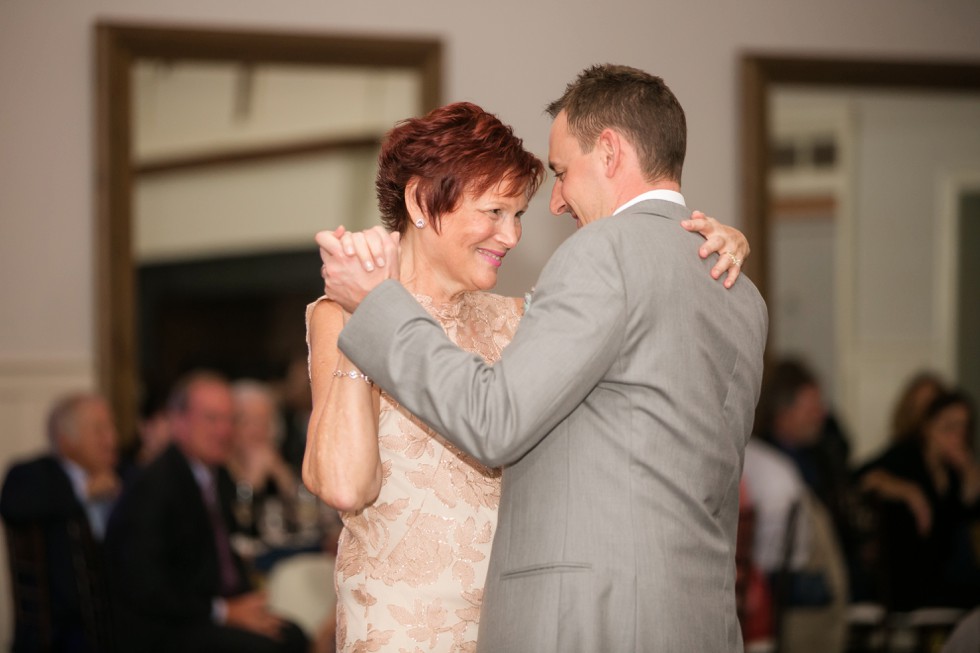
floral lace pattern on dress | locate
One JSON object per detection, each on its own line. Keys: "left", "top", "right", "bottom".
{"left": 308, "top": 291, "right": 521, "bottom": 653}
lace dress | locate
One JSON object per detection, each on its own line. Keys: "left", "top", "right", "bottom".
{"left": 306, "top": 291, "right": 522, "bottom": 653}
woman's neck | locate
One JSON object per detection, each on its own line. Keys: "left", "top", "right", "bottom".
{"left": 399, "top": 229, "right": 466, "bottom": 304}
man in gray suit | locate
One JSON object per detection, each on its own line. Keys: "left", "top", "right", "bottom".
{"left": 318, "top": 64, "right": 768, "bottom": 652}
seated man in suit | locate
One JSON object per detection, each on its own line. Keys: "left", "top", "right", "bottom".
{"left": 1, "top": 391, "right": 121, "bottom": 652}
{"left": 104, "top": 370, "right": 308, "bottom": 653}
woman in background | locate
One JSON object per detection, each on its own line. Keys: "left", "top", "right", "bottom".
{"left": 229, "top": 379, "right": 300, "bottom": 542}
{"left": 889, "top": 371, "right": 948, "bottom": 444}
{"left": 859, "top": 390, "right": 980, "bottom": 609}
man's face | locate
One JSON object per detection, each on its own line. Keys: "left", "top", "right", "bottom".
{"left": 548, "top": 110, "right": 607, "bottom": 228}
{"left": 775, "top": 384, "right": 826, "bottom": 446}
{"left": 234, "top": 392, "right": 277, "bottom": 451}
{"left": 173, "top": 379, "right": 236, "bottom": 467}
{"left": 61, "top": 398, "right": 118, "bottom": 474}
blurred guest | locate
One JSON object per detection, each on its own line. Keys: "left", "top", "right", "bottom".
{"left": 229, "top": 379, "right": 300, "bottom": 543}
{"left": 752, "top": 359, "right": 850, "bottom": 652}
{"left": 756, "top": 359, "right": 831, "bottom": 501}
{"left": 840, "top": 371, "right": 949, "bottom": 603}
{"left": 889, "top": 370, "right": 947, "bottom": 444}
{"left": 757, "top": 359, "right": 867, "bottom": 592}
{"left": 742, "top": 437, "right": 812, "bottom": 577}
{"left": 104, "top": 370, "right": 308, "bottom": 653}
{"left": 858, "top": 390, "right": 980, "bottom": 610}
{"left": 1, "top": 392, "right": 120, "bottom": 652}
{"left": 855, "top": 371, "right": 948, "bottom": 561}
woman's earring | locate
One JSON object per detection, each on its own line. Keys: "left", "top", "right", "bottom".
{"left": 414, "top": 218, "right": 425, "bottom": 229}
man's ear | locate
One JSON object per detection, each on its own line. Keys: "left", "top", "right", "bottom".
{"left": 597, "top": 128, "right": 622, "bottom": 178}
{"left": 53, "top": 432, "right": 70, "bottom": 457}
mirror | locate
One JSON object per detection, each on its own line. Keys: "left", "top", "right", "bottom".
{"left": 96, "top": 23, "right": 442, "bottom": 438}
{"left": 741, "top": 55, "right": 980, "bottom": 459}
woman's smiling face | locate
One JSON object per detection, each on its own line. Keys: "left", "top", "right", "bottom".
{"left": 420, "top": 181, "right": 529, "bottom": 296}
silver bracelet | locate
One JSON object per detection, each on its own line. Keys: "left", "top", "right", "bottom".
{"left": 332, "top": 369, "right": 373, "bottom": 385}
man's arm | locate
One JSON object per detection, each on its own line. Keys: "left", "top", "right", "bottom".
{"left": 339, "top": 228, "right": 627, "bottom": 467}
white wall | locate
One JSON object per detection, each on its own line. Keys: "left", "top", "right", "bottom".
{"left": 850, "top": 92, "right": 980, "bottom": 459}
{"left": 2, "top": 0, "right": 980, "bottom": 642}
{"left": 768, "top": 90, "right": 980, "bottom": 462}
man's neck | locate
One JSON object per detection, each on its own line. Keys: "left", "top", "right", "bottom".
{"left": 611, "top": 179, "right": 680, "bottom": 212}
{"left": 613, "top": 184, "right": 685, "bottom": 216}
{"left": 174, "top": 440, "right": 215, "bottom": 473}
{"left": 58, "top": 454, "right": 87, "bottom": 480}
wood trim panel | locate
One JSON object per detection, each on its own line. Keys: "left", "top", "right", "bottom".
{"left": 770, "top": 195, "right": 837, "bottom": 218}
{"left": 740, "top": 54, "right": 980, "bottom": 306}
{"left": 136, "top": 135, "right": 381, "bottom": 176}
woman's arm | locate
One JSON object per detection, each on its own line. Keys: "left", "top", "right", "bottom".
{"left": 302, "top": 299, "right": 383, "bottom": 512}
{"left": 941, "top": 444, "right": 980, "bottom": 505}
{"left": 860, "top": 468, "right": 932, "bottom": 535}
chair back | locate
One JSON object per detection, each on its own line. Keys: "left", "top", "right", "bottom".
{"left": 4, "top": 517, "right": 115, "bottom": 653}
{"left": 4, "top": 522, "right": 54, "bottom": 650}
{"left": 66, "top": 519, "right": 114, "bottom": 652}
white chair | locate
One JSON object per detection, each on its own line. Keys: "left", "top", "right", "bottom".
{"left": 266, "top": 552, "right": 336, "bottom": 638}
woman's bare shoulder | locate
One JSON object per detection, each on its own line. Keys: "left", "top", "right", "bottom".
{"left": 308, "top": 296, "right": 345, "bottom": 326}
{"left": 307, "top": 296, "right": 347, "bottom": 350}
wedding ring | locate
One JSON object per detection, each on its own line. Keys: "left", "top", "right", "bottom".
{"left": 726, "top": 251, "right": 742, "bottom": 267}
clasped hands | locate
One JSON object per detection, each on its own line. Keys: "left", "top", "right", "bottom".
{"left": 315, "top": 225, "right": 401, "bottom": 314}
{"left": 225, "top": 590, "right": 289, "bottom": 640}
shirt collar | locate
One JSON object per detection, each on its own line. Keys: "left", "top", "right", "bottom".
{"left": 188, "top": 457, "right": 214, "bottom": 490}
{"left": 614, "top": 189, "right": 686, "bottom": 215}
{"left": 57, "top": 456, "right": 89, "bottom": 503}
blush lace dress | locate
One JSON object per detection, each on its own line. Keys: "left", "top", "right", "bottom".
{"left": 306, "top": 291, "right": 522, "bottom": 653}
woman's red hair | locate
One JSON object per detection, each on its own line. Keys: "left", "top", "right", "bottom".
{"left": 376, "top": 102, "right": 544, "bottom": 233}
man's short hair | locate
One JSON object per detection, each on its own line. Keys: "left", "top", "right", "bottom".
{"left": 231, "top": 378, "right": 283, "bottom": 440}
{"left": 166, "top": 369, "right": 229, "bottom": 415}
{"left": 46, "top": 392, "right": 102, "bottom": 448}
{"left": 755, "top": 358, "right": 819, "bottom": 435}
{"left": 546, "top": 63, "right": 686, "bottom": 184}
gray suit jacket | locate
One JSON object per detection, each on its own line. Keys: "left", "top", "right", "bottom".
{"left": 340, "top": 199, "right": 768, "bottom": 652}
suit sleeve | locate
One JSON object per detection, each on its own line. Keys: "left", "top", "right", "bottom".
{"left": 340, "top": 227, "right": 626, "bottom": 467}
{"left": 109, "top": 470, "right": 213, "bottom": 621}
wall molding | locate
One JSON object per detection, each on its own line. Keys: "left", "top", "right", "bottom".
{"left": 0, "top": 354, "right": 96, "bottom": 454}
{"left": 0, "top": 354, "right": 93, "bottom": 377}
